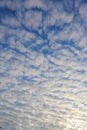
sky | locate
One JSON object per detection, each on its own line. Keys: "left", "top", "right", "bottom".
{"left": 0, "top": 0, "right": 87, "bottom": 130}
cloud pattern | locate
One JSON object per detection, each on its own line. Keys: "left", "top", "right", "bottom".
{"left": 0, "top": 0, "right": 87, "bottom": 129}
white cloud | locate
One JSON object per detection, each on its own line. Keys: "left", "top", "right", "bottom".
{"left": 78, "top": 36, "right": 87, "bottom": 48}
{"left": 0, "top": 0, "right": 6, "bottom": 8}
{"left": 44, "top": 8, "right": 73, "bottom": 29}
{"left": 0, "top": 0, "right": 22, "bottom": 10}
{"left": 24, "top": 0, "right": 45, "bottom": 10}
{"left": 0, "top": 0, "right": 87, "bottom": 130}
{"left": 75, "top": 0, "right": 82, "bottom": 8}
{"left": 1, "top": 16, "right": 20, "bottom": 28}
{"left": 79, "top": 3, "right": 87, "bottom": 21}
{"left": 30, "top": 53, "right": 44, "bottom": 67}
{"left": 23, "top": 10, "right": 42, "bottom": 30}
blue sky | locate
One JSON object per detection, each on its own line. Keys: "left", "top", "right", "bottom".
{"left": 0, "top": 0, "right": 87, "bottom": 130}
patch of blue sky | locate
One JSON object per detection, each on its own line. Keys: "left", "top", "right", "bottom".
{"left": 0, "top": 72, "right": 8, "bottom": 77}
{"left": 0, "top": 42, "right": 10, "bottom": 49}
{"left": 6, "top": 56, "right": 20, "bottom": 64}
{"left": 30, "top": 41, "right": 51, "bottom": 54}
{"left": 0, "top": 7, "right": 16, "bottom": 17}
{"left": 83, "top": 80, "right": 87, "bottom": 85}
{"left": 41, "top": 47, "right": 53, "bottom": 55}
{"left": 22, "top": 24, "right": 42, "bottom": 37}
{"left": 29, "top": 65, "right": 39, "bottom": 70}
{"left": 0, "top": 7, "right": 18, "bottom": 28}
{"left": 0, "top": 88, "right": 6, "bottom": 93}
{"left": 29, "top": 6, "right": 45, "bottom": 13}
{"left": 22, "top": 38, "right": 36, "bottom": 48}
{"left": 63, "top": 0, "right": 75, "bottom": 13}
{"left": 45, "top": 23, "right": 68, "bottom": 34}
{"left": 81, "top": 57, "right": 87, "bottom": 62}
{"left": 75, "top": 69, "right": 85, "bottom": 74}
{"left": 8, "top": 48, "right": 27, "bottom": 58}
{"left": 16, "top": 75, "right": 37, "bottom": 83}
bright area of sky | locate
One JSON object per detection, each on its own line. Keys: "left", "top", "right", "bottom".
{"left": 0, "top": 0, "right": 87, "bottom": 130}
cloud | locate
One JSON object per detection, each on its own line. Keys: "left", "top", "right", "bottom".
{"left": 79, "top": 3, "right": 87, "bottom": 21}
{"left": 23, "top": 10, "right": 42, "bottom": 30}
{"left": 0, "top": 0, "right": 87, "bottom": 130}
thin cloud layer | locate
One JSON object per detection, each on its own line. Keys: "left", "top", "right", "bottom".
{"left": 0, "top": 0, "right": 87, "bottom": 130}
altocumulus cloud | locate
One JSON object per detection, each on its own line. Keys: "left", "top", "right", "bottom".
{"left": 0, "top": 0, "right": 87, "bottom": 130}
